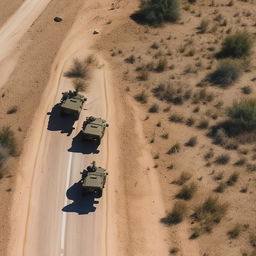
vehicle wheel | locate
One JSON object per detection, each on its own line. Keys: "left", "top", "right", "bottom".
{"left": 95, "top": 189, "right": 102, "bottom": 198}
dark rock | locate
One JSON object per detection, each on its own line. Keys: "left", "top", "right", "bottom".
{"left": 54, "top": 17, "right": 63, "bottom": 22}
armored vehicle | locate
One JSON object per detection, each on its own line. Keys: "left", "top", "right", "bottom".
{"left": 81, "top": 116, "right": 108, "bottom": 143}
{"left": 60, "top": 90, "right": 87, "bottom": 120}
{"left": 81, "top": 161, "right": 108, "bottom": 197}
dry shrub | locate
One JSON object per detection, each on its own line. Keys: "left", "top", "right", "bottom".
{"left": 218, "top": 32, "right": 253, "bottom": 58}
{"left": 227, "top": 224, "right": 242, "bottom": 239}
{"left": 176, "top": 182, "right": 198, "bottom": 200}
{"left": 161, "top": 201, "right": 187, "bottom": 225}
{"left": 174, "top": 171, "right": 192, "bottom": 185}
{"left": 198, "top": 19, "right": 209, "bottom": 33}
{"left": 125, "top": 55, "right": 135, "bottom": 64}
{"left": 155, "top": 58, "right": 168, "bottom": 72}
{"left": 72, "top": 79, "right": 87, "bottom": 92}
{"left": 152, "top": 83, "right": 191, "bottom": 105}
{"left": 191, "top": 196, "right": 228, "bottom": 237}
{"left": 209, "top": 60, "right": 241, "bottom": 87}
{"left": 167, "top": 143, "right": 180, "bottom": 154}
{"left": 0, "top": 126, "right": 17, "bottom": 156}
{"left": 134, "top": 91, "right": 148, "bottom": 104}
{"left": 214, "top": 182, "right": 226, "bottom": 193}
{"left": 169, "top": 113, "right": 184, "bottom": 123}
{"left": 226, "top": 172, "right": 239, "bottom": 186}
{"left": 185, "top": 136, "right": 197, "bottom": 147}
{"left": 64, "top": 58, "right": 88, "bottom": 79}
{"left": 7, "top": 106, "right": 18, "bottom": 115}
{"left": 215, "top": 154, "right": 230, "bottom": 164}
{"left": 148, "top": 103, "right": 159, "bottom": 113}
{"left": 197, "top": 119, "right": 209, "bottom": 129}
{"left": 186, "top": 117, "right": 195, "bottom": 126}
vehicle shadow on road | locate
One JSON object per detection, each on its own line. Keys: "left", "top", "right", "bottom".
{"left": 62, "top": 181, "right": 99, "bottom": 215}
{"left": 47, "top": 104, "right": 75, "bottom": 136}
{"left": 68, "top": 131, "right": 100, "bottom": 154}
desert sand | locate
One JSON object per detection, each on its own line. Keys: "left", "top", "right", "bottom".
{"left": 1, "top": 0, "right": 256, "bottom": 256}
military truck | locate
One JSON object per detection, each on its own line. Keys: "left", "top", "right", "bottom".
{"left": 60, "top": 90, "right": 87, "bottom": 120}
{"left": 80, "top": 161, "right": 108, "bottom": 197}
{"left": 81, "top": 116, "right": 108, "bottom": 143}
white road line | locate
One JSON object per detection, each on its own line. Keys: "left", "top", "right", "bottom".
{"left": 60, "top": 152, "right": 73, "bottom": 256}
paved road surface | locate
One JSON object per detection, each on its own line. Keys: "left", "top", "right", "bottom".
{"left": 22, "top": 59, "right": 109, "bottom": 256}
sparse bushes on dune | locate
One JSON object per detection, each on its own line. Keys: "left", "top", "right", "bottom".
{"left": 131, "top": 0, "right": 180, "bottom": 26}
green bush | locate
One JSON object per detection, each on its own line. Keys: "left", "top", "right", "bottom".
{"left": 131, "top": 0, "right": 180, "bottom": 26}
{"left": 218, "top": 32, "right": 253, "bottom": 58}
{"left": 209, "top": 60, "right": 241, "bottom": 87}
{"left": 161, "top": 201, "right": 187, "bottom": 225}
{"left": 227, "top": 99, "right": 256, "bottom": 133}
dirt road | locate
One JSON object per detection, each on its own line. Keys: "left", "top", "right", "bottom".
{"left": 21, "top": 53, "right": 110, "bottom": 256}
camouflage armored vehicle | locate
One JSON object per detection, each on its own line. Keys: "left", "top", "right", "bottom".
{"left": 81, "top": 161, "right": 108, "bottom": 197}
{"left": 81, "top": 116, "right": 108, "bottom": 143}
{"left": 60, "top": 90, "right": 87, "bottom": 120}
